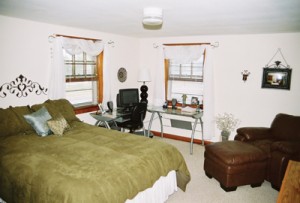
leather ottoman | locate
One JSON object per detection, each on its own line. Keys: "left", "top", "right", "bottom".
{"left": 204, "top": 141, "right": 267, "bottom": 192}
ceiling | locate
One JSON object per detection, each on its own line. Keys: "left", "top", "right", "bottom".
{"left": 0, "top": 0, "right": 300, "bottom": 38}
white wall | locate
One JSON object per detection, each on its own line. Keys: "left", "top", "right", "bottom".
{"left": 1, "top": 15, "right": 299, "bottom": 142}
{"left": 0, "top": 15, "right": 140, "bottom": 108}
{"left": 139, "top": 33, "right": 300, "bottom": 141}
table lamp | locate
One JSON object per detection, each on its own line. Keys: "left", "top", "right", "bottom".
{"left": 138, "top": 68, "right": 151, "bottom": 103}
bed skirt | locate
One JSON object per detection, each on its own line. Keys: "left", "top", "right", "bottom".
{"left": 126, "top": 170, "right": 177, "bottom": 203}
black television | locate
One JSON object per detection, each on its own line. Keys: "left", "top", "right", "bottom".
{"left": 119, "top": 88, "right": 139, "bottom": 108}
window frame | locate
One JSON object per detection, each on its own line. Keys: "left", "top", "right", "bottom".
{"left": 164, "top": 43, "right": 208, "bottom": 108}
{"left": 64, "top": 51, "right": 104, "bottom": 114}
{"left": 168, "top": 61, "right": 203, "bottom": 82}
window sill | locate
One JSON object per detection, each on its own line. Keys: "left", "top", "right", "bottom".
{"left": 166, "top": 100, "right": 203, "bottom": 109}
{"left": 74, "top": 105, "right": 98, "bottom": 114}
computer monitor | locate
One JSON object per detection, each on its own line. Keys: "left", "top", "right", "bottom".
{"left": 119, "top": 88, "right": 139, "bottom": 108}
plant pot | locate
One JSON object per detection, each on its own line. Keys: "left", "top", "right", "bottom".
{"left": 221, "top": 130, "right": 230, "bottom": 141}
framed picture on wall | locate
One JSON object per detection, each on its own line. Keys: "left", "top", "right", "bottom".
{"left": 261, "top": 68, "right": 292, "bottom": 90}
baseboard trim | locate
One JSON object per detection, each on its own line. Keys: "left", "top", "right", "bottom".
{"left": 151, "top": 131, "right": 211, "bottom": 145}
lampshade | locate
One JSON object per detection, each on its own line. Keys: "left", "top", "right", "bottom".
{"left": 138, "top": 69, "right": 151, "bottom": 82}
{"left": 143, "top": 7, "right": 163, "bottom": 26}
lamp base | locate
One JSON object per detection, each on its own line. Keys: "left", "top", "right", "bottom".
{"left": 140, "top": 84, "right": 148, "bottom": 103}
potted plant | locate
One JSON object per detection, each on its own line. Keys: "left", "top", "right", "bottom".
{"left": 215, "top": 113, "right": 240, "bottom": 141}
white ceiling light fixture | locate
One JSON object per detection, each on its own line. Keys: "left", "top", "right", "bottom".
{"left": 143, "top": 7, "right": 163, "bottom": 26}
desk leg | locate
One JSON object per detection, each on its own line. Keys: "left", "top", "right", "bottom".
{"left": 200, "top": 118, "right": 204, "bottom": 146}
{"left": 148, "top": 112, "right": 155, "bottom": 137}
{"left": 104, "top": 121, "right": 111, "bottom": 129}
{"left": 147, "top": 112, "right": 164, "bottom": 138}
{"left": 190, "top": 118, "right": 199, "bottom": 155}
{"left": 94, "top": 120, "right": 111, "bottom": 130}
{"left": 157, "top": 112, "right": 163, "bottom": 138}
{"left": 95, "top": 120, "right": 101, "bottom": 126}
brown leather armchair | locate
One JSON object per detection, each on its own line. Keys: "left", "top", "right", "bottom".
{"left": 234, "top": 113, "right": 300, "bottom": 190}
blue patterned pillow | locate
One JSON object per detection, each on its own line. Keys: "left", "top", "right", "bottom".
{"left": 23, "top": 106, "right": 52, "bottom": 137}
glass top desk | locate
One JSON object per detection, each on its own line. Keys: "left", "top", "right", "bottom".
{"left": 90, "top": 111, "right": 130, "bottom": 129}
{"left": 147, "top": 106, "right": 204, "bottom": 155}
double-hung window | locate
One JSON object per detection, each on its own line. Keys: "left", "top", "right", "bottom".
{"left": 165, "top": 47, "right": 205, "bottom": 105}
{"left": 63, "top": 50, "right": 103, "bottom": 108}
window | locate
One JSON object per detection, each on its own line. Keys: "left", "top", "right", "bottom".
{"left": 63, "top": 50, "right": 103, "bottom": 108}
{"left": 165, "top": 47, "right": 205, "bottom": 105}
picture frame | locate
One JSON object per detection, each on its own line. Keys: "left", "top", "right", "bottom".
{"left": 261, "top": 68, "right": 292, "bottom": 90}
{"left": 191, "top": 97, "right": 198, "bottom": 105}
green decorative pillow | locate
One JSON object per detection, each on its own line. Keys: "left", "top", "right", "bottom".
{"left": 32, "top": 99, "right": 79, "bottom": 123}
{"left": 9, "top": 105, "right": 35, "bottom": 134}
{"left": 47, "top": 116, "right": 70, "bottom": 136}
{"left": 46, "top": 99, "right": 80, "bottom": 122}
{"left": 0, "top": 107, "right": 23, "bottom": 136}
{"left": 23, "top": 106, "right": 52, "bottom": 137}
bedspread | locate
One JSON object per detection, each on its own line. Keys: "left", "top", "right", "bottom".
{"left": 0, "top": 121, "right": 190, "bottom": 203}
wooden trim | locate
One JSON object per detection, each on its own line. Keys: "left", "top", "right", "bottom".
{"left": 54, "top": 34, "right": 101, "bottom": 42}
{"left": 163, "top": 43, "right": 210, "bottom": 46}
{"left": 203, "top": 49, "right": 207, "bottom": 64}
{"left": 74, "top": 105, "right": 98, "bottom": 114}
{"left": 151, "top": 131, "right": 211, "bottom": 145}
{"left": 97, "top": 52, "right": 104, "bottom": 103}
{"left": 164, "top": 59, "right": 169, "bottom": 100}
{"left": 65, "top": 77, "right": 97, "bottom": 82}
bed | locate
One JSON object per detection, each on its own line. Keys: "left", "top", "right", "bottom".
{"left": 0, "top": 99, "right": 190, "bottom": 203}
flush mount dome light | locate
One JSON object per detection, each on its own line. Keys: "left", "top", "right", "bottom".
{"left": 143, "top": 7, "right": 163, "bottom": 26}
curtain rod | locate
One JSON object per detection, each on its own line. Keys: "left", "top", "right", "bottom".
{"left": 153, "top": 42, "right": 219, "bottom": 48}
{"left": 49, "top": 34, "right": 102, "bottom": 42}
{"left": 163, "top": 43, "right": 211, "bottom": 46}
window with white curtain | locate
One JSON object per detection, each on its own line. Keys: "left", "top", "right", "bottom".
{"left": 63, "top": 50, "right": 101, "bottom": 107}
{"left": 166, "top": 51, "right": 205, "bottom": 105}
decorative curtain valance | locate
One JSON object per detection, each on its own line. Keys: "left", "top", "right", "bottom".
{"left": 48, "top": 37, "right": 104, "bottom": 100}
{"left": 164, "top": 45, "right": 205, "bottom": 64}
{"left": 62, "top": 37, "right": 104, "bottom": 56}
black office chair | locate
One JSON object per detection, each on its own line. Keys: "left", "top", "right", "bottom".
{"left": 117, "top": 102, "right": 147, "bottom": 136}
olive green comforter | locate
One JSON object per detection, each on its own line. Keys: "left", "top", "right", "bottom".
{"left": 0, "top": 121, "right": 190, "bottom": 203}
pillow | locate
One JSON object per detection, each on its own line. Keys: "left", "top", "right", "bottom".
{"left": 0, "top": 107, "right": 23, "bottom": 137}
{"left": 9, "top": 105, "right": 35, "bottom": 134}
{"left": 23, "top": 106, "right": 52, "bottom": 137}
{"left": 46, "top": 99, "right": 80, "bottom": 122}
{"left": 47, "top": 116, "right": 70, "bottom": 136}
{"left": 32, "top": 99, "right": 79, "bottom": 123}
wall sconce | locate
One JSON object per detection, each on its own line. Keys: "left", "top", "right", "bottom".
{"left": 241, "top": 70, "right": 250, "bottom": 82}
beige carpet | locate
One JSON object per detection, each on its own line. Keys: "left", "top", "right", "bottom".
{"left": 155, "top": 137, "right": 279, "bottom": 203}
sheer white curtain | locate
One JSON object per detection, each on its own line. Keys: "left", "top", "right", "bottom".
{"left": 49, "top": 37, "right": 64, "bottom": 99}
{"left": 202, "top": 45, "right": 215, "bottom": 140}
{"left": 153, "top": 46, "right": 166, "bottom": 106}
{"left": 49, "top": 37, "right": 104, "bottom": 100}
{"left": 153, "top": 45, "right": 215, "bottom": 139}
{"left": 102, "top": 44, "right": 111, "bottom": 106}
